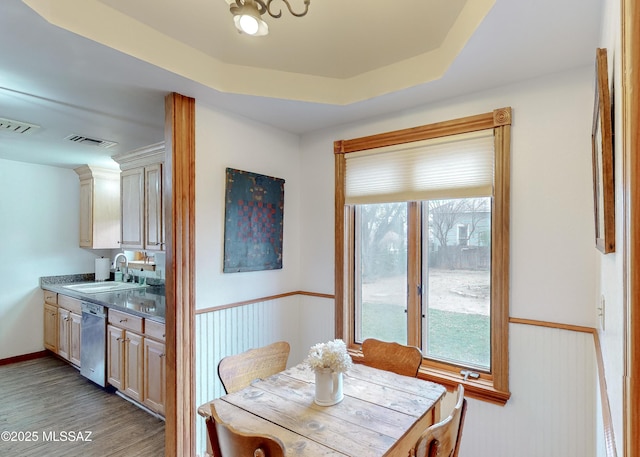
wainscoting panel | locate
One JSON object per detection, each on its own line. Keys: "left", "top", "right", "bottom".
{"left": 457, "top": 323, "right": 597, "bottom": 457}
{"left": 194, "top": 293, "right": 335, "bottom": 456}
{"left": 195, "top": 299, "right": 598, "bottom": 456}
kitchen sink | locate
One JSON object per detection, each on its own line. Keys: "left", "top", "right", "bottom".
{"left": 62, "top": 282, "right": 148, "bottom": 294}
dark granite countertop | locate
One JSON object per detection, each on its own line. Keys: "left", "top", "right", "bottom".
{"left": 40, "top": 274, "right": 166, "bottom": 323}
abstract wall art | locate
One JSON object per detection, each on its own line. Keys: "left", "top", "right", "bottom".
{"left": 223, "top": 168, "right": 285, "bottom": 272}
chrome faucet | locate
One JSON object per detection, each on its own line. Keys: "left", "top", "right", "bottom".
{"left": 113, "top": 253, "right": 129, "bottom": 282}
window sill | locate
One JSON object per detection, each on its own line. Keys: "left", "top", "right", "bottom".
{"left": 349, "top": 349, "right": 511, "bottom": 406}
{"left": 417, "top": 366, "right": 510, "bottom": 406}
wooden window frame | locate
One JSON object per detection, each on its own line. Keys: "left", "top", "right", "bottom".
{"left": 334, "top": 108, "right": 512, "bottom": 405}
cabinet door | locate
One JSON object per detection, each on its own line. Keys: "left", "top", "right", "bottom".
{"left": 145, "top": 163, "right": 164, "bottom": 251}
{"left": 124, "top": 331, "right": 144, "bottom": 402}
{"left": 43, "top": 304, "right": 58, "bottom": 352}
{"left": 143, "top": 338, "right": 165, "bottom": 415}
{"left": 107, "top": 325, "right": 124, "bottom": 390}
{"left": 79, "top": 179, "right": 93, "bottom": 247}
{"left": 121, "top": 168, "right": 144, "bottom": 249}
{"left": 69, "top": 312, "right": 82, "bottom": 367}
{"left": 57, "top": 308, "right": 70, "bottom": 361}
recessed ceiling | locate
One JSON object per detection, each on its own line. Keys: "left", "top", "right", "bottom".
{"left": 0, "top": 0, "right": 603, "bottom": 170}
{"left": 24, "top": 0, "right": 495, "bottom": 104}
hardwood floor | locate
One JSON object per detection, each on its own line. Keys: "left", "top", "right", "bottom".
{"left": 0, "top": 355, "right": 164, "bottom": 456}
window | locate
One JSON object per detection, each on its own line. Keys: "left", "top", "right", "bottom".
{"left": 457, "top": 224, "right": 469, "bottom": 246}
{"left": 334, "top": 108, "right": 512, "bottom": 404}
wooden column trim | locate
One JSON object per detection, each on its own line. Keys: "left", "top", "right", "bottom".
{"left": 623, "top": 0, "right": 640, "bottom": 455}
{"left": 334, "top": 148, "right": 346, "bottom": 340}
{"left": 164, "top": 92, "right": 196, "bottom": 457}
{"left": 492, "top": 123, "right": 511, "bottom": 393}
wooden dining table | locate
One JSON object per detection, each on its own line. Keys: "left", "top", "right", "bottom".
{"left": 198, "top": 362, "right": 447, "bottom": 457}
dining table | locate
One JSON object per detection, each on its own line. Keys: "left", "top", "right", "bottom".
{"left": 197, "top": 362, "right": 447, "bottom": 457}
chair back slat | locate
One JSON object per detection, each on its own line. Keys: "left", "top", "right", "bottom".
{"left": 362, "top": 338, "right": 423, "bottom": 377}
{"left": 218, "top": 341, "right": 290, "bottom": 394}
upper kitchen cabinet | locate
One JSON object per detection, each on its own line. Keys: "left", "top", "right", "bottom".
{"left": 74, "top": 165, "right": 121, "bottom": 249}
{"left": 112, "top": 142, "right": 165, "bottom": 251}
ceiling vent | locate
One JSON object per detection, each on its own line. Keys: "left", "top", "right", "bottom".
{"left": 64, "top": 134, "right": 118, "bottom": 149}
{"left": 0, "top": 117, "right": 41, "bottom": 135}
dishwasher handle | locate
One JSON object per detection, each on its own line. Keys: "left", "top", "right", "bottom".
{"left": 81, "top": 302, "right": 106, "bottom": 318}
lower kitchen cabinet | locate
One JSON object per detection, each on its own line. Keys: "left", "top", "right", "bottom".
{"left": 69, "top": 311, "right": 82, "bottom": 367}
{"left": 143, "top": 337, "right": 166, "bottom": 415}
{"left": 43, "top": 303, "right": 58, "bottom": 352}
{"left": 42, "top": 291, "right": 166, "bottom": 418}
{"left": 107, "top": 324, "right": 124, "bottom": 390}
{"left": 107, "top": 325, "right": 144, "bottom": 403}
{"left": 57, "top": 295, "right": 82, "bottom": 367}
{"left": 107, "top": 309, "right": 165, "bottom": 416}
{"left": 124, "top": 331, "right": 144, "bottom": 402}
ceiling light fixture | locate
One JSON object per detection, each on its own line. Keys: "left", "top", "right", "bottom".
{"left": 230, "top": 0, "right": 310, "bottom": 36}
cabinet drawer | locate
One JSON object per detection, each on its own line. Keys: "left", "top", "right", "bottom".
{"left": 43, "top": 290, "right": 57, "bottom": 305}
{"left": 57, "top": 294, "right": 82, "bottom": 314}
{"left": 109, "top": 309, "right": 143, "bottom": 333}
{"left": 145, "top": 320, "right": 165, "bottom": 341}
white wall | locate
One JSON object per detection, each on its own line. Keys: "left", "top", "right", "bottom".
{"left": 300, "top": 67, "right": 599, "bottom": 455}
{"left": 194, "top": 102, "right": 302, "bottom": 309}
{"left": 193, "top": 102, "right": 309, "bottom": 455}
{"left": 597, "top": 0, "right": 625, "bottom": 454}
{"left": 0, "top": 159, "right": 110, "bottom": 359}
{"left": 301, "top": 67, "right": 597, "bottom": 326}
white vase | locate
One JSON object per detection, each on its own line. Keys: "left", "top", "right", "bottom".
{"left": 314, "top": 368, "right": 344, "bottom": 406}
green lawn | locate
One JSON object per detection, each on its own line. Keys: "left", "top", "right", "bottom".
{"left": 361, "top": 302, "right": 490, "bottom": 368}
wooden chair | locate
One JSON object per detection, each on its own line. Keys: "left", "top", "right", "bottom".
{"left": 412, "top": 384, "right": 467, "bottom": 457}
{"left": 361, "top": 338, "right": 423, "bottom": 377}
{"left": 207, "top": 403, "right": 285, "bottom": 457}
{"left": 218, "top": 341, "right": 290, "bottom": 394}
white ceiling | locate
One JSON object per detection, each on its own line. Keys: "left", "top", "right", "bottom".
{"left": 0, "top": 0, "right": 603, "bottom": 170}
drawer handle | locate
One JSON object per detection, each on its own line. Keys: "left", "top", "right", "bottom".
{"left": 119, "top": 319, "right": 128, "bottom": 323}
{"left": 159, "top": 354, "right": 166, "bottom": 358}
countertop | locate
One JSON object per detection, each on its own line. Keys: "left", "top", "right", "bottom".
{"left": 40, "top": 274, "right": 166, "bottom": 323}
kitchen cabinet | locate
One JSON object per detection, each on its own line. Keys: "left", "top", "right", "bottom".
{"left": 57, "top": 295, "right": 82, "bottom": 367}
{"left": 74, "top": 165, "right": 120, "bottom": 249}
{"left": 107, "top": 308, "right": 165, "bottom": 416}
{"left": 124, "top": 331, "right": 144, "bottom": 401}
{"left": 112, "top": 142, "right": 165, "bottom": 251}
{"left": 107, "top": 324, "right": 124, "bottom": 390}
{"left": 43, "top": 292, "right": 58, "bottom": 352}
{"left": 143, "top": 320, "right": 165, "bottom": 415}
{"left": 144, "top": 162, "right": 164, "bottom": 251}
{"left": 120, "top": 168, "right": 144, "bottom": 249}
{"left": 107, "top": 309, "right": 145, "bottom": 403}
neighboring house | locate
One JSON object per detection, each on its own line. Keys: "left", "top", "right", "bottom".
{"left": 428, "top": 198, "right": 491, "bottom": 270}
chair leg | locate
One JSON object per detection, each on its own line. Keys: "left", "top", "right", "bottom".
{"left": 205, "top": 417, "right": 222, "bottom": 457}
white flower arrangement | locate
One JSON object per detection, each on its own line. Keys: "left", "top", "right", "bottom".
{"left": 305, "top": 339, "right": 353, "bottom": 373}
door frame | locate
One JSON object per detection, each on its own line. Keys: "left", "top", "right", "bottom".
{"left": 623, "top": 0, "right": 640, "bottom": 455}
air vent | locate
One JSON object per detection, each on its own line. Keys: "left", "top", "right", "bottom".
{"left": 64, "top": 134, "right": 118, "bottom": 149}
{"left": 0, "top": 117, "right": 41, "bottom": 135}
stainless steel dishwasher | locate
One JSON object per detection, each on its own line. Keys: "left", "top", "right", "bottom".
{"left": 80, "top": 302, "right": 107, "bottom": 387}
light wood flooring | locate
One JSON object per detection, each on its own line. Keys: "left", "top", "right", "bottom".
{"left": 0, "top": 355, "right": 165, "bottom": 456}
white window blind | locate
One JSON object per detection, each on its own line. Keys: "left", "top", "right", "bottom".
{"left": 345, "top": 130, "right": 495, "bottom": 204}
